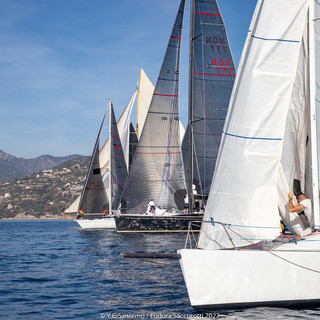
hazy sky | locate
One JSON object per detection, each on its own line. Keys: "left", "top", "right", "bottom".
{"left": 0, "top": 0, "right": 256, "bottom": 159}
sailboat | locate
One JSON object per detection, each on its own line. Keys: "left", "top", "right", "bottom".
{"left": 115, "top": 0, "right": 235, "bottom": 232}
{"left": 75, "top": 102, "right": 131, "bottom": 229}
{"left": 75, "top": 111, "right": 113, "bottom": 229}
{"left": 179, "top": 0, "right": 320, "bottom": 309}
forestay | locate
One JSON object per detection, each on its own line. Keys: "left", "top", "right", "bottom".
{"left": 199, "top": 0, "right": 309, "bottom": 249}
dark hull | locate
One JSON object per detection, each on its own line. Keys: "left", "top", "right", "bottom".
{"left": 115, "top": 214, "right": 203, "bottom": 233}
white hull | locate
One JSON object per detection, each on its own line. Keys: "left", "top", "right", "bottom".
{"left": 75, "top": 217, "right": 116, "bottom": 229}
{"left": 179, "top": 233, "right": 320, "bottom": 310}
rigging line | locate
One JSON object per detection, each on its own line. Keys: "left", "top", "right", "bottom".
{"left": 200, "top": 225, "right": 225, "bottom": 249}
{"left": 291, "top": 93, "right": 310, "bottom": 192}
{"left": 202, "top": 220, "right": 264, "bottom": 248}
{"left": 185, "top": 224, "right": 201, "bottom": 249}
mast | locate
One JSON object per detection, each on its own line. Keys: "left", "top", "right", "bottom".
{"left": 108, "top": 99, "right": 112, "bottom": 215}
{"left": 188, "top": 0, "right": 195, "bottom": 213}
{"left": 309, "top": 0, "right": 320, "bottom": 226}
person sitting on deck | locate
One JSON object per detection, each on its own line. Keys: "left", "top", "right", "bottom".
{"left": 288, "top": 191, "right": 313, "bottom": 234}
{"left": 77, "top": 209, "right": 84, "bottom": 219}
{"left": 184, "top": 195, "right": 189, "bottom": 214}
{"left": 147, "top": 200, "right": 156, "bottom": 214}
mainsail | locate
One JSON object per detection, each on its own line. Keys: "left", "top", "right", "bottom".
{"left": 199, "top": 0, "right": 310, "bottom": 249}
{"left": 78, "top": 113, "right": 108, "bottom": 214}
{"left": 182, "top": 0, "right": 235, "bottom": 199}
{"left": 109, "top": 101, "right": 128, "bottom": 211}
{"left": 121, "top": 0, "right": 187, "bottom": 214}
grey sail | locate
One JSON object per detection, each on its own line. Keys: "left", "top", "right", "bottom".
{"left": 78, "top": 114, "right": 108, "bottom": 214}
{"left": 121, "top": 0, "right": 187, "bottom": 214}
{"left": 109, "top": 102, "right": 128, "bottom": 211}
{"left": 182, "top": 0, "right": 236, "bottom": 198}
{"left": 128, "top": 122, "right": 138, "bottom": 171}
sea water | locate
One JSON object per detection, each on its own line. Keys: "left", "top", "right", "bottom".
{"left": 0, "top": 220, "right": 320, "bottom": 320}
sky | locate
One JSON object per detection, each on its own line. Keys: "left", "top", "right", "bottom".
{"left": 0, "top": 0, "right": 257, "bottom": 159}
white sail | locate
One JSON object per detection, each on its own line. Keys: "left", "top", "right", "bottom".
{"left": 64, "top": 194, "right": 80, "bottom": 214}
{"left": 179, "top": 122, "right": 185, "bottom": 145}
{"left": 136, "top": 68, "right": 155, "bottom": 139}
{"left": 199, "top": 0, "right": 309, "bottom": 249}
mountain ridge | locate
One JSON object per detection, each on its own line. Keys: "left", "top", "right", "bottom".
{"left": 0, "top": 150, "right": 83, "bottom": 182}
{"left": 0, "top": 155, "right": 90, "bottom": 219}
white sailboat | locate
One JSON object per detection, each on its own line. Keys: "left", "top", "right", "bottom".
{"left": 179, "top": 0, "right": 320, "bottom": 309}
{"left": 70, "top": 97, "right": 134, "bottom": 230}
{"left": 75, "top": 111, "right": 113, "bottom": 229}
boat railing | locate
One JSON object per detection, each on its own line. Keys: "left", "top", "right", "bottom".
{"left": 184, "top": 221, "right": 201, "bottom": 249}
{"left": 189, "top": 219, "right": 319, "bottom": 250}
{"left": 185, "top": 220, "right": 238, "bottom": 249}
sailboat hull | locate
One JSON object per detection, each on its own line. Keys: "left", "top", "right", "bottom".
{"left": 179, "top": 233, "right": 320, "bottom": 310}
{"left": 115, "top": 214, "right": 203, "bottom": 233}
{"left": 75, "top": 217, "right": 115, "bottom": 229}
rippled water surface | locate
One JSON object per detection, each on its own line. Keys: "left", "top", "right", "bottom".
{"left": 1, "top": 220, "right": 320, "bottom": 319}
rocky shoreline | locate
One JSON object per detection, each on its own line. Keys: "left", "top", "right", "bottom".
{"left": 2, "top": 213, "right": 76, "bottom": 220}
{"left": 0, "top": 156, "right": 89, "bottom": 219}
